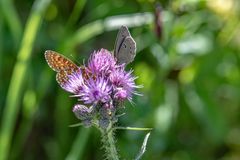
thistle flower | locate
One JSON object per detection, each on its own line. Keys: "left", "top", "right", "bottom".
{"left": 61, "top": 49, "right": 139, "bottom": 105}
{"left": 114, "top": 88, "right": 128, "bottom": 100}
{"left": 45, "top": 25, "right": 150, "bottom": 160}
{"left": 73, "top": 104, "right": 93, "bottom": 119}
{"left": 47, "top": 48, "right": 140, "bottom": 128}
{"left": 78, "top": 76, "right": 112, "bottom": 104}
{"left": 62, "top": 69, "right": 84, "bottom": 94}
{"left": 110, "top": 66, "right": 139, "bottom": 101}
{"left": 87, "top": 49, "right": 116, "bottom": 75}
{"left": 72, "top": 104, "right": 94, "bottom": 127}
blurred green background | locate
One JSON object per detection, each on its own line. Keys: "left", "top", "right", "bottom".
{"left": 1, "top": 0, "right": 240, "bottom": 159}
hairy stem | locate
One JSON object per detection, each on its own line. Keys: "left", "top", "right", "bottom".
{"left": 100, "top": 122, "right": 119, "bottom": 160}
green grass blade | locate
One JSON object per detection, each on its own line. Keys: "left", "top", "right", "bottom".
{"left": 0, "top": 0, "right": 51, "bottom": 159}
{"left": 66, "top": 128, "right": 91, "bottom": 160}
{"left": 0, "top": 0, "right": 22, "bottom": 45}
{"left": 0, "top": 14, "right": 3, "bottom": 80}
{"left": 10, "top": 89, "right": 37, "bottom": 159}
{"left": 11, "top": 67, "right": 55, "bottom": 158}
{"left": 66, "top": 0, "right": 86, "bottom": 28}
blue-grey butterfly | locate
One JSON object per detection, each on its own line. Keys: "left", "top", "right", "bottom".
{"left": 114, "top": 26, "right": 136, "bottom": 65}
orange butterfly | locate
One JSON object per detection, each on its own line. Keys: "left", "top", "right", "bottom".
{"left": 44, "top": 50, "right": 89, "bottom": 88}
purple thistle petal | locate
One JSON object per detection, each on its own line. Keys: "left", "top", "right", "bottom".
{"left": 62, "top": 69, "right": 84, "bottom": 94}
{"left": 87, "top": 49, "right": 116, "bottom": 75}
{"left": 110, "top": 66, "right": 140, "bottom": 101}
{"left": 78, "top": 76, "right": 112, "bottom": 104}
{"left": 114, "top": 88, "right": 128, "bottom": 100}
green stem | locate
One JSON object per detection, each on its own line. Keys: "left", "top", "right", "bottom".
{"left": 115, "top": 126, "right": 153, "bottom": 131}
{"left": 100, "top": 123, "right": 119, "bottom": 160}
{"left": 106, "top": 130, "right": 118, "bottom": 160}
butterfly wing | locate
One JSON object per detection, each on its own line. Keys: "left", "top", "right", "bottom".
{"left": 115, "top": 36, "right": 136, "bottom": 65}
{"left": 45, "top": 50, "right": 78, "bottom": 72}
{"left": 114, "top": 26, "right": 136, "bottom": 65}
{"left": 114, "top": 26, "right": 130, "bottom": 57}
{"left": 56, "top": 71, "right": 69, "bottom": 88}
{"left": 45, "top": 50, "right": 79, "bottom": 87}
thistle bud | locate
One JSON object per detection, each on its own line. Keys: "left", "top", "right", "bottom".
{"left": 72, "top": 104, "right": 94, "bottom": 127}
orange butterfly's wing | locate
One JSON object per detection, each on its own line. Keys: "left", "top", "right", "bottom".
{"left": 45, "top": 50, "right": 79, "bottom": 72}
{"left": 56, "top": 71, "right": 69, "bottom": 88}
{"left": 45, "top": 50, "right": 80, "bottom": 87}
